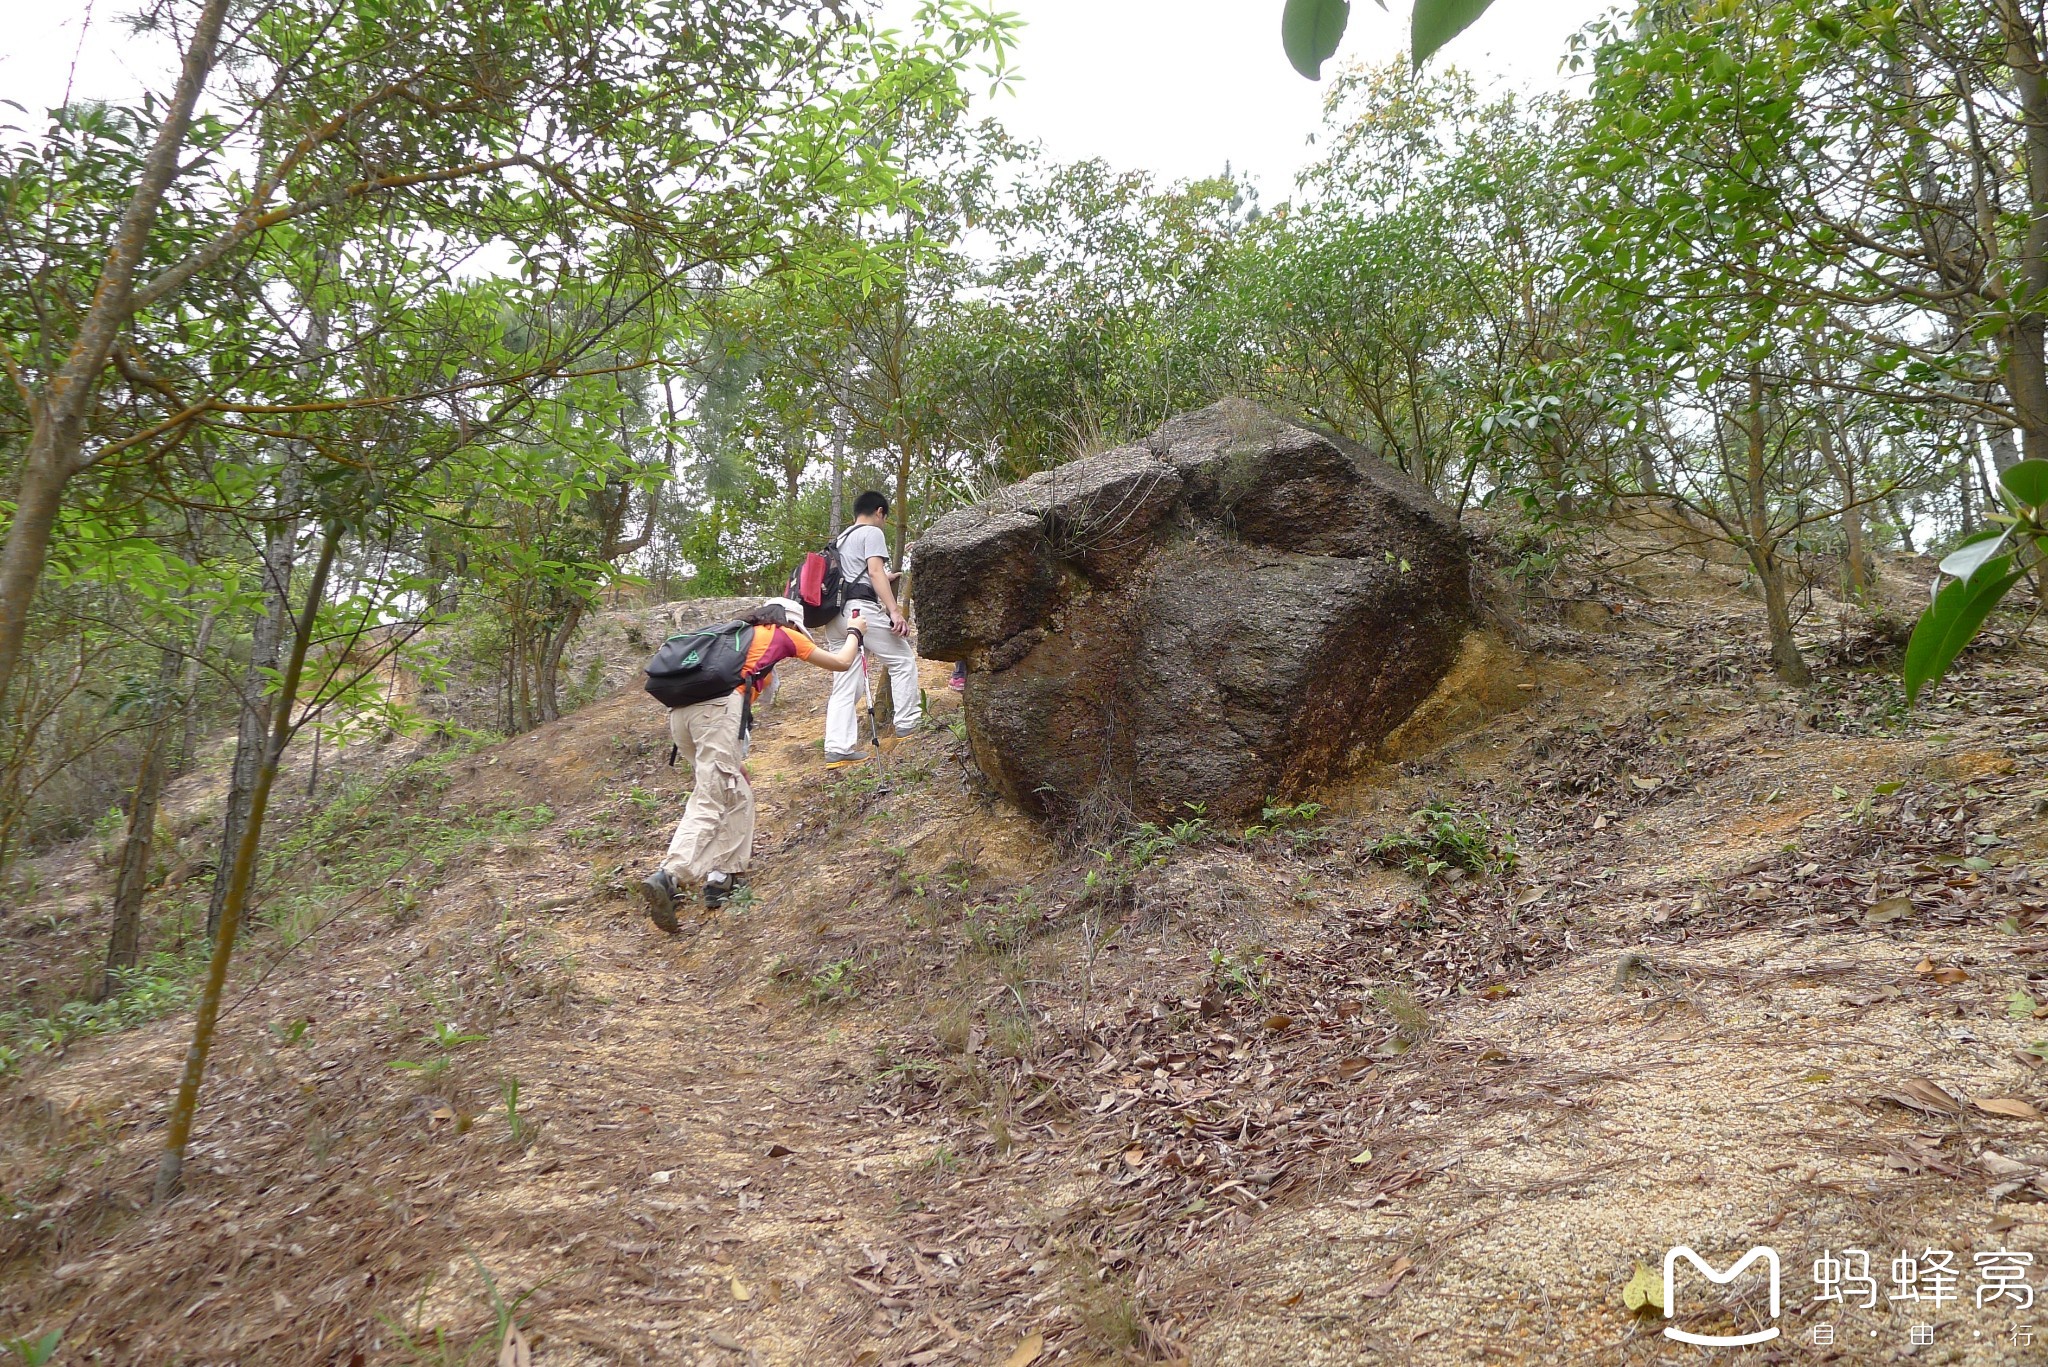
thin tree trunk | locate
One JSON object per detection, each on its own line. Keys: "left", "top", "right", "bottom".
{"left": 829, "top": 408, "right": 848, "bottom": 535}
{"left": 1888, "top": 492, "right": 1918, "bottom": 554}
{"left": 1744, "top": 368, "right": 1809, "bottom": 685}
{"left": 208, "top": 499, "right": 296, "bottom": 939}
{"left": 176, "top": 607, "right": 216, "bottom": 774}
{"left": 536, "top": 611, "right": 578, "bottom": 725}
{"left": 1816, "top": 418, "right": 1872, "bottom": 599}
{"left": 99, "top": 646, "right": 182, "bottom": 1002}
{"left": 0, "top": 0, "right": 234, "bottom": 711}
{"left": 1989, "top": 423, "right": 2023, "bottom": 473}
{"left": 156, "top": 524, "right": 337, "bottom": 1204}
{"left": 2000, "top": 0, "right": 2048, "bottom": 461}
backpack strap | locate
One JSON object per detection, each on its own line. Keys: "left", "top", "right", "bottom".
{"left": 737, "top": 624, "right": 771, "bottom": 739}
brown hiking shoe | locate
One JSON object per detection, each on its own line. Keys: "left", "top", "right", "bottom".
{"left": 639, "top": 869, "right": 681, "bottom": 933}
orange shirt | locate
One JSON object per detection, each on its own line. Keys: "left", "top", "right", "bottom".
{"left": 740, "top": 624, "right": 814, "bottom": 699}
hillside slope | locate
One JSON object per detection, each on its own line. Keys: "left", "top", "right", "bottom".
{"left": 4, "top": 543, "right": 2047, "bottom": 1365}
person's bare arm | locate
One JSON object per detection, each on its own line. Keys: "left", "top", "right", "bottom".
{"left": 808, "top": 626, "right": 863, "bottom": 672}
{"left": 867, "top": 555, "right": 910, "bottom": 634}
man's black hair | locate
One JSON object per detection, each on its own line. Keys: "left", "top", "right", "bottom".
{"left": 852, "top": 490, "right": 889, "bottom": 519}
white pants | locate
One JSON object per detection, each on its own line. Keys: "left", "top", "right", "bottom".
{"left": 661, "top": 693, "right": 752, "bottom": 882}
{"left": 825, "top": 606, "right": 920, "bottom": 755}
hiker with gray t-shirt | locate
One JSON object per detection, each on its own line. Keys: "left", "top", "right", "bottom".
{"left": 824, "top": 490, "right": 921, "bottom": 762}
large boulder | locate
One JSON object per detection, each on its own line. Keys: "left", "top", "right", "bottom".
{"left": 914, "top": 400, "right": 1474, "bottom": 821}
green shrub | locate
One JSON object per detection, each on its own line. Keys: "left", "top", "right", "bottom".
{"left": 1369, "top": 802, "right": 1517, "bottom": 880}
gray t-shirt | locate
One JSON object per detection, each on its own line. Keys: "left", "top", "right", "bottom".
{"left": 838, "top": 524, "right": 888, "bottom": 600}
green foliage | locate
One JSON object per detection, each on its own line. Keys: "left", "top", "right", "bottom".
{"left": 500, "top": 1077, "right": 535, "bottom": 1146}
{"left": 1209, "top": 946, "right": 1271, "bottom": 1003}
{"left": 1904, "top": 555, "right": 2027, "bottom": 704}
{"left": 1083, "top": 805, "right": 1212, "bottom": 905}
{"left": 962, "top": 889, "right": 1048, "bottom": 957}
{"left": 1280, "top": 0, "right": 1498, "bottom": 78}
{"left": 1904, "top": 457, "right": 2048, "bottom": 703}
{"left": 0, "top": 1330, "right": 63, "bottom": 1367}
{"left": 1243, "top": 798, "right": 1324, "bottom": 843}
{"left": 383, "top": 1252, "right": 544, "bottom": 1367}
{"left": 0, "top": 950, "right": 203, "bottom": 1077}
{"left": 1282, "top": 0, "right": 1351, "bottom": 80}
{"left": 1411, "top": 0, "right": 1499, "bottom": 67}
{"left": 260, "top": 746, "right": 553, "bottom": 945}
{"left": 773, "top": 955, "right": 863, "bottom": 1006}
{"left": 1370, "top": 802, "right": 1517, "bottom": 880}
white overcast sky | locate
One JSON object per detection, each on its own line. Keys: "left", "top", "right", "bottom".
{"left": 6, "top": 1, "right": 1618, "bottom": 191}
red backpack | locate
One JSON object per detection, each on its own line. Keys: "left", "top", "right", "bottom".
{"left": 783, "top": 528, "right": 857, "bottom": 629}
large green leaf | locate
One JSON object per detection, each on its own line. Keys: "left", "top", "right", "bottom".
{"left": 2001, "top": 458, "right": 2048, "bottom": 511}
{"left": 1904, "top": 555, "right": 2027, "bottom": 704}
{"left": 1413, "top": 0, "right": 1498, "bottom": 66}
{"left": 1936, "top": 527, "right": 2008, "bottom": 581}
{"left": 1283, "top": 0, "right": 1351, "bottom": 79}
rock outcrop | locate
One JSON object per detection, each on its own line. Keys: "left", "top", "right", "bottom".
{"left": 913, "top": 400, "right": 1474, "bottom": 821}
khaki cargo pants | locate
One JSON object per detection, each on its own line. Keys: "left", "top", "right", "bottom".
{"left": 660, "top": 692, "right": 752, "bottom": 884}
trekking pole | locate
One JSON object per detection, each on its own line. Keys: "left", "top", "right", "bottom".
{"left": 851, "top": 614, "right": 892, "bottom": 794}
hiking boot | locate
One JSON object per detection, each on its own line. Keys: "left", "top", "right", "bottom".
{"left": 639, "top": 869, "right": 681, "bottom": 934}
{"left": 823, "top": 750, "right": 866, "bottom": 764}
{"left": 704, "top": 873, "right": 735, "bottom": 909}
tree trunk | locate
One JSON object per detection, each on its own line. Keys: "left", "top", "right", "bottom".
{"left": 829, "top": 409, "right": 848, "bottom": 535}
{"left": 1816, "top": 418, "right": 1872, "bottom": 599}
{"left": 207, "top": 498, "right": 296, "bottom": 940}
{"left": 0, "top": 452, "right": 70, "bottom": 719}
{"left": 1989, "top": 423, "right": 2023, "bottom": 473}
{"left": 1887, "top": 492, "right": 1918, "bottom": 554}
{"left": 536, "top": 606, "right": 582, "bottom": 726}
{"left": 99, "top": 646, "right": 182, "bottom": 1002}
{"left": 156, "top": 524, "right": 337, "bottom": 1204}
{"left": 175, "top": 607, "right": 216, "bottom": 774}
{"left": 1744, "top": 367, "right": 1809, "bottom": 685}
{"left": 0, "top": 0, "right": 234, "bottom": 713}
{"left": 1755, "top": 548, "right": 1811, "bottom": 686}
{"left": 1999, "top": 0, "right": 2048, "bottom": 460}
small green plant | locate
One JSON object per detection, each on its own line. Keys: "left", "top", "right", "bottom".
{"left": 947, "top": 714, "right": 969, "bottom": 744}
{"left": 1, "top": 1329, "right": 63, "bottom": 1366}
{"left": 1243, "top": 797, "right": 1324, "bottom": 842}
{"left": 383, "top": 1251, "right": 544, "bottom": 1367}
{"left": 963, "top": 889, "right": 1047, "bottom": 957}
{"left": 990, "top": 1014, "right": 1035, "bottom": 1059}
{"left": 773, "top": 955, "right": 863, "bottom": 1006}
{"left": 268, "top": 1017, "right": 312, "bottom": 1048}
{"left": 1084, "top": 805, "right": 1213, "bottom": 905}
{"left": 500, "top": 1076, "right": 534, "bottom": 1145}
{"left": 1374, "top": 984, "right": 1432, "bottom": 1052}
{"left": 0, "top": 949, "right": 204, "bottom": 1077}
{"left": 430, "top": 1021, "right": 487, "bottom": 1050}
{"left": 91, "top": 803, "right": 126, "bottom": 866}
{"left": 1369, "top": 802, "right": 1517, "bottom": 880}
{"left": 1209, "top": 946, "right": 1270, "bottom": 1002}
{"left": 389, "top": 1055, "right": 452, "bottom": 1080}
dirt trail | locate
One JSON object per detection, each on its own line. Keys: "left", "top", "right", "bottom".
{"left": 6, "top": 549, "right": 2048, "bottom": 1366}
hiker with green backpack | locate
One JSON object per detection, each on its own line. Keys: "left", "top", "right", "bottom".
{"left": 635, "top": 600, "right": 864, "bottom": 933}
